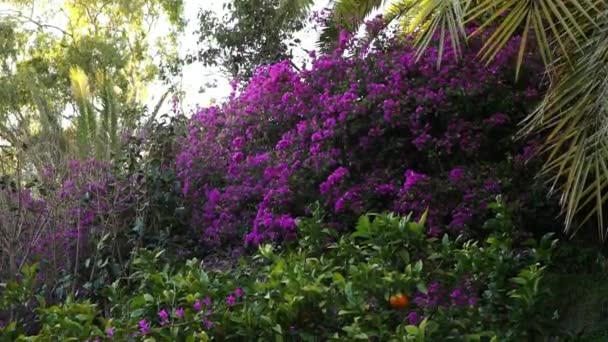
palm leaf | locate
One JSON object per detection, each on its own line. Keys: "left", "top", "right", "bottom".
{"left": 276, "top": 0, "right": 316, "bottom": 25}
{"left": 412, "top": 0, "right": 470, "bottom": 65}
{"left": 382, "top": 0, "right": 472, "bottom": 67}
{"left": 521, "top": 9, "right": 608, "bottom": 239}
{"left": 69, "top": 66, "right": 94, "bottom": 158}
{"left": 468, "top": 0, "right": 600, "bottom": 76}
{"left": 318, "top": 0, "right": 386, "bottom": 52}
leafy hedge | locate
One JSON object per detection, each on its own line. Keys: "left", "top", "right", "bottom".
{"left": 0, "top": 201, "right": 560, "bottom": 340}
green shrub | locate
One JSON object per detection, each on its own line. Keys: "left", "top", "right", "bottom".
{"left": 2, "top": 200, "right": 560, "bottom": 340}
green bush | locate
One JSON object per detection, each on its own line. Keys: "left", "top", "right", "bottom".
{"left": 1, "top": 200, "right": 560, "bottom": 340}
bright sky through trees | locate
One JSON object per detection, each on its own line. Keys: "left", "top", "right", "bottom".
{"left": 155, "top": 0, "right": 331, "bottom": 112}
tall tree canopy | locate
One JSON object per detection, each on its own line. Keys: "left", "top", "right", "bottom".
{"left": 192, "top": 0, "right": 314, "bottom": 81}
{"left": 0, "top": 0, "right": 184, "bottom": 163}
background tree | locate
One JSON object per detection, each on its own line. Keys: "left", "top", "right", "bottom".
{"left": 0, "top": 0, "right": 184, "bottom": 165}
{"left": 192, "top": 0, "right": 314, "bottom": 81}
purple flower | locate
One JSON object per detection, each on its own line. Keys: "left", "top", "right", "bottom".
{"left": 450, "top": 286, "right": 471, "bottom": 306}
{"left": 319, "top": 167, "right": 349, "bottom": 194}
{"left": 522, "top": 145, "right": 536, "bottom": 160}
{"left": 203, "top": 318, "right": 214, "bottom": 329}
{"left": 450, "top": 207, "right": 473, "bottom": 230}
{"left": 407, "top": 311, "right": 421, "bottom": 325}
{"left": 232, "top": 136, "right": 245, "bottom": 149}
{"left": 412, "top": 133, "right": 431, "bottom": 150}
{"left": 311, "top": 132, "right": 323, "bottom": 142}
{"left": 105, "top": 327, "right": 114, "bottom": 338}
{"left": 334, "top": 197, "right": 345, "bottom": 213}
{"left": 413, "top": 281, "right": 442, "bottom": 307}
{"left": 175, "top": 30, "right": 543, "bottom": 249}
{"left": 158, "top": 308, "right": 169, "bottom": 325}
{"left": 234, "top": 288, "right": 244, "bottom": 297}
{"left": 226, "top": 294, "right": 236, "bottom": 306}
{"left": 194, "top": 300, "right": 202, "bottom": 312}
{"left": 427, "top": 225, "right": 442, "bottom": 237}
{"left": 368, "top": 297, "right": 378, "bottom": 310}
{"left": 403, "top": 170, "right": 427, "bottom": 192}
{"left": 231, "top": 152, "right": 244, "bottom": 163}
{"left": 483, "top": 179, "right": 501, "bottom": 193}
{"left": 176, "top": 307, "right": 184, "bottom": 318}
{"left": 203, "top": 296, "right": 212, "bottom": 306}
{"left": 138, "top": 319, "right": 150, "bottom": 336}
{"left": 338, "top": 29, "right": 351, "bottom": 50}
{"left": 448, "top": 167, "right": 465, "bottom": 183}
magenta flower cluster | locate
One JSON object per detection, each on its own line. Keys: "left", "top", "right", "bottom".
{"left": 408, "top": 279, "right": 478, "bottom": 324}
{"left": 176, "top": 28, "right": 544, "bottom": 248}
{"left": 3, "top": 158, "right": 139, "bottom": 288}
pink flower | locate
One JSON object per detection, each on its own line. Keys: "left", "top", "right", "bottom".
{"left": 138, "top": 319, "right": 150, "bottom": 335}
{"left": 158, "top": 308, "right": 169, "bottom": 325}
{"left": 226, "top": 294, "right": 236, "bottom": 306}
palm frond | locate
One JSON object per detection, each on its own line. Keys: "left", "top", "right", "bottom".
{"left": 277, "top": 0, "right": 316, "bottom": 22}
{"left": 318, "top": 0, "right": 386, "bottom": 52}
{"left": 468, "top": 0, "right": 601, "bottom": 77}
{"left": 384, "top": 0, "right": 417, "bottom": 25}
{"left": 70, "top": 67, "right": 92, "bottom": 158}
{"left": 521, "top": 9, "right": 608, "bottom": 239}
{"left": 334, "top": 0, "right": 387, "bottom": 29}
{"left": 384, "top": 0, "right": 471, "bottom": 68}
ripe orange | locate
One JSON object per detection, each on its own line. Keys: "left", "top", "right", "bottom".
{"left": 389, "top": 293, "right": 409, "bottom": 310}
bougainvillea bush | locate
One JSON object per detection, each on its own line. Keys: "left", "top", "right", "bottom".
{"left": 0, "top": 160, "right": 131, "bottom": 331}
{"left": 177, "top": 28, "right": 551, "bottom": 249}
{"left": 0, "top": 159, "right": 141, "bottom": 325}
{"left": 0, "top": 120, "right": 188, "bottom": 330}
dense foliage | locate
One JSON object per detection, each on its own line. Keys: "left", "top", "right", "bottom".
{"left": 1, "top": 204, "right": 566, "bottom": 340}
{"left": 0, "top": 0, "right": 184, "bottom": 164}
{"left": 193, "top": 0, "right": 312, "bottom": 81}
{"left": 313, "top": 0, "right": 608, "bottom": 242}
{"left": 3, "top": 4, "right": 608, "bottom": 339}
{"left": 0, "top": 116, "right": 188, "bottom": 332}
{"left": 177, "top": 29, "right": 553, "bottom": 249}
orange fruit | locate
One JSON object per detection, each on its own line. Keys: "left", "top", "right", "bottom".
{"left": 389, "top": 293, "right": 409, "bottom": 310}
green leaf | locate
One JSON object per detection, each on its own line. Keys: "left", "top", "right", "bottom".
{"left": 405, "top": 325, "right": 419, "bottom": 335}
{"left": 414, "top": 260, "right": 423, "bottom": 273}
{"left": 345, "top": 282, "right": 356, "bottom": 305}
{"left": 353, "top": 215, "right": 371, "bottom": 237}
{"left": 416, "top": 281, "right": 428, "bottom": 295}
{"left": 333, "top": 272, "right": 345, "bottom": 284}
{"left": 130, "top": 295, "right": 146, "bottom": 308}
